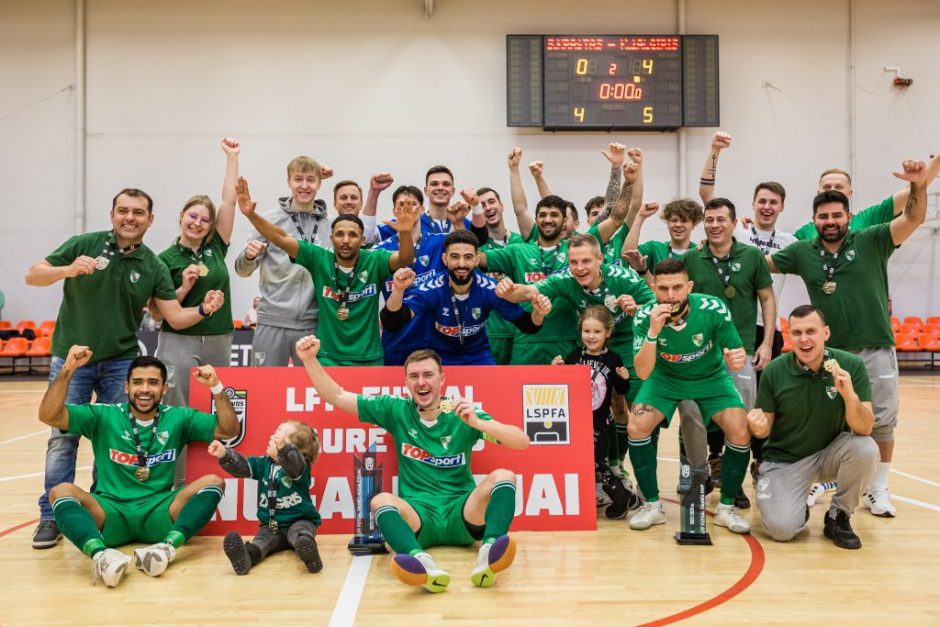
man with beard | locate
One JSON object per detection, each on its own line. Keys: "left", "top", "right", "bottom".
{"left": 40, "top": 346, "right": 238, "bottom": 587}
{"left": 236, "top": 177, "right": 416, "bottom": 366}
{"left": 767, "top": 159, "right": 931, "bottom": 518}
{"left": 381, "top": 230, "right": 552, "bottom": 365}
{"left": 25, "top": 188, "right": 225, "bottom": 549}
{"left": 295, "top": 340, "right": 529, "bottom": 592}
{"left": 627, "top": 259, "right": 753, "bottom": 534}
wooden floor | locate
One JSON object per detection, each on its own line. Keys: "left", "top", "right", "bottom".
{"left": 0, "top": 376, "right": 938, "bottom": 625}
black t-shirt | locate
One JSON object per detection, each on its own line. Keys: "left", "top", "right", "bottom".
{"left": 564, "top": 347, "right": 629, "bottom": 430}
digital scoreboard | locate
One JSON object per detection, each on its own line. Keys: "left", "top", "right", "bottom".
{"left": 507, "top": 34, "right": 719, "bottom": 130}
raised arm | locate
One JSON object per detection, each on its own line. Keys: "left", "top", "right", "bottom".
{"left": 362, "top": 173, "right": 394, "bottom": 244}
{"left": 699, "top": 131, "right": 731, "bottom": 205}
{"left": 387, "top": 203, "right": 418, "bottom": 270}
{"left": 889, "top": 152, "right": 940, "bottom": 215}
{"left": 599, "top": 143, "right": 626, "bottom": 219}
{"left": 191, "top": 365, "right": 238, "bottom": 439}
{"left": 889, "top": 159, "right": 929, "bottom": 246}
{"left": 529, "top": 159, "right": 552, "bottom": 199}
{"left": 216, "top": 137, "right": 240, "bottom": 244}
{"left": 295, "top": 336, "right": 360, "bottom": 415}
{"left": 507, "top": 147, "right": 534, "bottom": 240}
{"left": 634, "top": 304, "right": 671, "bottom": 380}
{"left": 454, "top": 399, "right": 529, "bottom": 450}
{"left": 494, "top": 277, "right": 539, "bottom": 304}
{"left": 38, "top": 345, "right": 92, "bottom": 430}
{"left": 235, "top": 176, "right": 299, "bottom": 258}
{"left": 595, "top": 153, "right": 642, "bottom": 244}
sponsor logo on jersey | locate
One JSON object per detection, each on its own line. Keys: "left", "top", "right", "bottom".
{"left": 659, "top": 340, "right": 714, "bottom": 363}
{"left": 129, "top": 271, "right": 140, "bottom": 284}
{"left": 323, "top": 284, "right": 377, "bottom": 303}
{"left": 408, "top": 428, "right": 419, "bottom": 439}
{"left": 442, "top": 307, "right": 449, "bottom": 317}
{"left": 434, "top": 321, "right": 486, "bottom": 337}
{"left": 260, "top": 491, "right": 304, "bottom": 510}
{"left": 212, "top": 387, "right": 248, "bottom": 447}
{"left": 522, "top": 384, "right": 570, "bottom": 445}
{"left": 109, "top": 448, "right": 176, "bottom": 468}
{"left": 358, "top": 271, "right": 369, "bottom": 283}
{"left": 692, "top": 333, "right": 704, "bottom": 347}
{"left": 525, "top": 271, "right": 547, "bottom": 283}
{"left": 400, "top": 443, "right": 467, "bottom": 467}
{"left": 121, "top": 430, "right": 134, "bottom": 443}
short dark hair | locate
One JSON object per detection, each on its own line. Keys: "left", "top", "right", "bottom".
{"left": 753, "top": 181, "right": 786, "bottom": 203}
{"left": 564, "top": 201, "right": 579, "bottom": 222}
{"left": 112, "top": 188, "right": 154, "bottom": 214}
{"left": 127, "top": 355, "right": 167, "bottom": 383}
{"left": 477, "top": 187, "right": 501, "bottom": 202}
{"left": 789, "top": 304, "right": 827, "bottom": 325}
{"left": 444, "top": 229, "right": 480, "bottom": 251}
{"left": 704, "top": 197, "right": 736, "bottom": 220}
{"left": 392, "top": 185, "right": 424, "bottom": 206}
{"left": 331, "top": 214, "right": 364, "bottom": 232}
{"left": 653, "top": 258, "right": 687, "bottom": 278}
{"left": 662, "top": 198, "right": 704, "bottom": 225}
{"left": 584, "top": 196, "right": 605, "bottom": 213}
{"left": 812, "top": 190, "right": 850, "bottom": 215}
{"left": 333, "top": 180, "right": 362, "bottom": 199}
{"left": 535, "top": 194, "right": 567, "bottom": 214}
{"left": 425, "top": 165, "right": 454, "bottom": 185}
{"left": 404, "top": 349, "right": 442, "bottom": 372}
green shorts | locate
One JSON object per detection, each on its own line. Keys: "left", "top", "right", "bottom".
{"left": 634, "top": 372, "right": 744, "bottom": 427}
{"left": 94, "top": 489, "right": 182, "bottom": 546}
{"left": 411, "top": 492, "right": 482, "bottom": 549}
{"left": 511, "top": 338, "right": 578, "bottom": 366}
{"left": 489, "top": 336, "right": 514, "bottom": 366}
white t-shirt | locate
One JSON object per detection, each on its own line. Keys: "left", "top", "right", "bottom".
{"left": 735, "top": 225, "right": 797, "bottom": 330}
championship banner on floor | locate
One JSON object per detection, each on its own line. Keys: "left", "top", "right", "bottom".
{"left": 187, "top": 365, "right": 596, "bottom": 535}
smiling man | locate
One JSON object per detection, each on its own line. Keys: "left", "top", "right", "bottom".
{"left": 296, "top": 339, "right": 529, "bottom": 592}
{"left": 39, "top": 346, "right": 238, "bottom": 586}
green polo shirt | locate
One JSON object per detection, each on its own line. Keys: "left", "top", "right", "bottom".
{"left": 682, "top": 240, "right": 773, "bottom": 352}
{"left": 157, "top": 236, "right": 233, "bottom": 336}
{"left": 757, "top": 348, "right": 872, "bottom": 463}
{"left": 772, "top": 224, "right": 895, "bottom": 351}
{"left": 46, "top": 231, "right": 177, "bottom": 362}
{"left": 793, "top": 196, "right": 894, "bottom": 241}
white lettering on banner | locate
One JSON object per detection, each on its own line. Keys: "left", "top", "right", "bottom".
{"left": 212, "top": 472, "right": 579, "bottom": 522}
{"left": 285, "top": 387, "right": 333, "bottom": 412}
{"left": 229, "top": 344, "right": 252, "bottom": 366}
{"left": 321, "top": 428, "right": 388, "bottom": 454}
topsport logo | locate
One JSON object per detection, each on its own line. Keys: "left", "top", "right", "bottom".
{"left": 109, "top": 448, "right": 176, "bottom": 468}
{"left": 400, "top": 443, "right": 467, "bottom": 468}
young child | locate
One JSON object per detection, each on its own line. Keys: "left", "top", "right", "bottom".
{"left": 553, "top": 306, "right": 641, "bottom": 520}
{"left": 208, "top": 420, "right": 323, "bottom": 574}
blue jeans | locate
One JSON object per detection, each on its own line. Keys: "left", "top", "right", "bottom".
{"left": 38, "top": 356, "right": 132, "bottom": 520}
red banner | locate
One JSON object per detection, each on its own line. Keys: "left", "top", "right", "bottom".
{"left": 188, "top": 366, "right": 596, "bottom": 535}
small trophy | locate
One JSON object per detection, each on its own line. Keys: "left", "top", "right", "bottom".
{"left": 675, "top": 461, "right": 713, "bottom": 546}
{"left": 347, "top": 443, "right": 388, "bottom": 555}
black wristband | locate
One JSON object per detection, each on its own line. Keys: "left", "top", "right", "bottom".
{"left": 198, "top": 303, "right": 211, "bottom": 317}
{"left": 637, "top": 267, "right": 648, "bottom": 275}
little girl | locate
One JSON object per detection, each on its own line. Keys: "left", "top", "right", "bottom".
{"left": 554, "top": 305, "right": 641, "bottom": 520}
{"left": 208, "top": 420, "right": 323, "bottom": 574}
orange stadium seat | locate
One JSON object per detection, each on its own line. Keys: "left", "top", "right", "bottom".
{"left": 903, "top": 316, "right": 924, "bottom": 332}
{"left": 899, "top": 323, "right": 921, "bottom": 336}
{"left": 39, "top": 320, "right": 56, "bottom": 332}
{"left": 895, "top": 333, "right": 920, "bottom": 352}
{"left": 233, "top": 319, "right": 244, "bottom": 329}
{"left": 926, "top": 316, "right": 940, "bottom": 326}
{"left": 781, "top": 334, "right": 793, "bottom": 353}
{"left": 921, "top": 334, "right": 940, "bottom": 353}
{"left": 16, "top": 320, "right": 36, "bottom": 333}
{"left": 0, "top": 338, "right": 28, "bottom": 357}
{"left": 0, "top": 320, "right": 11, "bottom": 330}
{"left": 890, "top": 316, "right": 901, "bottom": 332}
{"left": 26, "top": 337, "right": 51, "bottom": 357}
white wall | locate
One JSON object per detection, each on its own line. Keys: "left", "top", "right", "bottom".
{"left": 1, "top": 0, "right": 938, "bottom": 323}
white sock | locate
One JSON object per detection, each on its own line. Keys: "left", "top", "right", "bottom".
{"left": 871, "top": 462, "right": 890, "bottom": 490}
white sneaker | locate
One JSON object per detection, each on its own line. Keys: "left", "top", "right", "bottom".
{"left": 862, "top": 488, "right": 897, "bottom": 518}
{"left": 714, "top": 503, "right": 751, "bottom": 534}
{"left": 470, "top": 534, "right": 516, "bottom": 588}
{"left": 390, "top": 552, "right": 450, "bottom": 593}
{"left": 596, "top": 483, "right": 612, "bottom": 507}
{"left": 133, "top": 542, "right": 177, "bottom": 577}
{"left": 806, "top": 482, "right": 837, "bottom": 506}
{"left": 91, "top": 549, "right": 131, "bottom": 587}
{"left": 629, "top": 501, "right": 666, "bottom": 530}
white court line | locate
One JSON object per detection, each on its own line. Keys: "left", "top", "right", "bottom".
{"left": 890, "top": 468, "right": 940, "bottom": 489}
{"left": 0, "top": 465, "right": 92, "bottom": 483}
{"left": 0, "top": 429, "right": 48, "bottom": 446}
{"left": 329, "top": 555, "right": 373, "bottom": 627}
{"left": 893, "top": 495, "right": 940, "bottom": 513}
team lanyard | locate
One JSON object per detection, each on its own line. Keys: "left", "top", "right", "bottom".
{"left": 266, "top": 463, "right": 281, "bottom": 532}
{"left": 124, "top": 404, "right": 160, "bottom": 482}
{"left": 288, "top": 211, "right": 320, "bottom": 244}
{"left": 750, "top": 227, "right": 776, "bottom": 254}
{"left": 818, "top": 243, "right": 846, "bottom": 294}
{"left": 585, "top": 278, "right": 617, "bottom": 311}
{"left": 708, "top": 244, "right": 737, "bottom": 299}
{"left": 333, "top": 255, "right": 361, "bottom": 319}
{"left": 95, "top": 232, "right": 141, "bottom": 270}
{"left": 449, "top": 287, "right": 466, "bottom": 346}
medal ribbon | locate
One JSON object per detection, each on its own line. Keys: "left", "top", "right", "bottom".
{"left": 288, "top": 212, "right": 321, "bottom": 244}
{"left": 709, "top": 248, "right": 734, "bottom": 291}
{"left": 818, "top": 246, "right": 842, "bottom": 285}
{"left": 333, "top": 255, "right": 361, "bottom": 310}
{"left": 125, "top": 404, "right": 160, "bottom": 476}
{"left": 750, "top": 227, "right": 776, "bottom": 254}
{"left": 100, "top": 232, "right": 141, "bottom": 263}
{"left": 449, "top": 290, "right": 465, "bottom": 346}
{"left": 266, "top": 462, "right": 280, "bottom": 530}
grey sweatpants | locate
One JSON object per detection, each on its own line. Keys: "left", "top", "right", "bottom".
{"left": 756, "top": 432, "right": 879, "bottom": 542}
{"left": 250, "top": 519, "right": 318, "bottom": 561}
{"left": 251, "top": 324, "right": 316, "bottom": 367}
{"left": 853, "top": 347, "right": 899, "bottom": 442}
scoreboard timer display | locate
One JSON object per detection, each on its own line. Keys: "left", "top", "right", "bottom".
{"left": 507, "top": 34, "right": 719, "bottom": 130}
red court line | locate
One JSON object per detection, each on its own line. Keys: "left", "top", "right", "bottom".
{"left": 637, "top": 499, "right": 766, "bottom": 626}
{"left": 0, "top": 518, "right": 38, "bottom": 539}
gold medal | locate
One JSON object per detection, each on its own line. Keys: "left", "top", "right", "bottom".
{"left": 95, "top": 256, "right": 110, "bottom": 270}
{"left": 439, "top": 398, "right": 455, "bottom": 413}
{"left": 822, "top": 281, "right": 837, "bottom": 295}
{"left": 197, "top": 263, "right": 209, "bottom": 277}
{"left": 336, "top": 305, "right": 349, "bottom": 321}
{"left": 268, "top": 519, "right": 279, "bottom": 533}
{"left": 134, "top": 467, "right": 150, "bottom": 482}
{"left": 603, "top": 295, "right": 617, "bottom": 310}
{"left": 724, "top": 285, "right": 736, "bottom": 299}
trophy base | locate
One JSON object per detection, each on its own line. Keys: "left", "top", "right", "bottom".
{"left": 675, "top": 531, "right": 713, "bottom": 545}
{"left": 348, "top": 535, "right": 389, "bottom": 555}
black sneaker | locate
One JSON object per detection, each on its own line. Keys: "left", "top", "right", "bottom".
{"left": 223, "top": 531, "right": 253, "bottom": 575}
{"left": 32, "top": 520, "right": 62, "bottom": 549}
{"left": 749, "top": 460, "right": 760, "bottom": 486}
{"left": 294, "top": 534, "right": 323, "bottom": 573}
{"left": 823, "top": 510, "right": 862, "bottom": 550}
{"left": 604, "top": 482, "right": 642, "bottom": 520}
{"left": 734, "top": 488, "right": 751, "bottom": 510}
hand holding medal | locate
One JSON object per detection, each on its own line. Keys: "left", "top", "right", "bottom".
{"left": 69, "top": 255, "right": 100, "bottom": 276}
{"left": 181, "top": 264, "right": 201, "bottom": 290}
{"left": 615, "top": 294, "right": 638, "bottom": 315}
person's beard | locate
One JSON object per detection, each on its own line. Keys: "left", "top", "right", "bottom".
{"left": 668, "top": 299, "right": 691, "bottom": 326}
{"left": 818, "top": 223, "right": 848, "bottom": 243}
{"left": 448, "top": 267, "right": 472, "bottom": 286}
{"left": 129, "top": 394, "right": 162, "bottom": 415}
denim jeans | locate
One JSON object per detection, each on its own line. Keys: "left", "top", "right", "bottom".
{"left": 38, "top": 356, "right": 132, "bottom": 520}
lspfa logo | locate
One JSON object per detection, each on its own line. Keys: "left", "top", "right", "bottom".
{"left": 522, "top": 384, "right": 570, "bottom": 445}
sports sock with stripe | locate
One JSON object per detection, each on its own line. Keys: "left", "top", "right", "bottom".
{"left": 483, "top": 480, "right": 517, "bottom": 544}
{"left": 166, "top": 484, "right": 223, "bottom": 547}
{"left": 52, "top": 496, "right": 106, "bottom": 557}
{"left": 375, "top": 505, "right": 422, "bottom": 556}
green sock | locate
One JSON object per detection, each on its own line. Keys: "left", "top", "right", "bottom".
{"left": 719, "top": 441, "right": 751, "bottom": 504}
{"left": 615, "top": 424, "right": 629, "bottom": 470}
{"left": 483, "top": 480, "right": 517, "bottom": 544}
{"left": 166, "top": 485, "right": 223, "bottom": 547}
{"left": 375, "top": 505, "right": 422, "bottom": 555}
{"left": 52, "top": 496, "right": 106, "bottom": 557}
{"left": 628, "top": 435, "right": 659, "bottom": 502}
{"left": 606, "top": 420, "right": 620, "bottom": 466}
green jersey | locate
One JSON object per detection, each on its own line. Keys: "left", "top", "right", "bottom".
{"left": 66, "top": 402, "right": 217, "bottom": 500}
{"left": 536, "top": 263, "right": 655, "bottom": 361}
{"left": 638, "top": 240, "right": 698, "bottom": 269}
{"left": 793, "top": 196, "right": 894, "bottom": 241}
{"left": 46, "top": 231, "right": 177, "bottom": 362}
{"left": 157, "top": 236, "right": 233, "bottom": 336}
{"left": 602, "top": 225, "right": 629, "bottom": 266}
{"left": 245, "top": 455, "right": 321, "bottom": 527}
{"left": 771, "top": 224, "right": 895, "bottom": 351}
{"left": 356, "top": 394, "right": 494, "bottom": 505}
{"left": 757, "top": 348, "right": 871, "bottom": 463}
{"left": 682, "top": 240, "right": 773, "bottom": 352}
{"left": 480, "top": 232, "right": 526, "bottom": 339}
{"left": 632, "top": 293, "right": 743, "bottom": 381}
{"left": 294, "top": 240, "right": 393, "bottom": 364}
